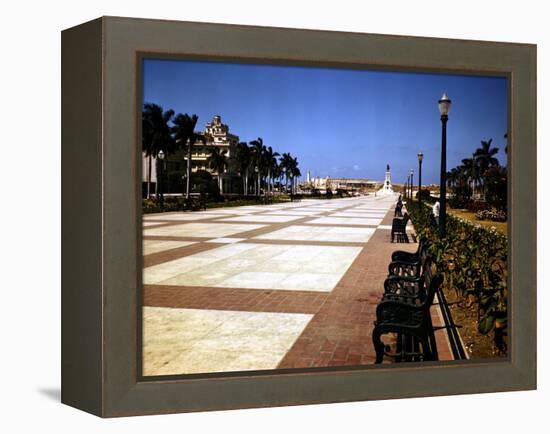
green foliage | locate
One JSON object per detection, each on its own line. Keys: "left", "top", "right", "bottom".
{"left": 166, "top": 170, "right": 186, "bottom": 193}
{"left": 192, "top": 170, "right": 221, "bottom": 199}
{"left": 484, "top": 165, "right": 507, "bottom": 211}
{"left": 465, "top": 200, "right": 489, "bottom": 213}
{"left": 448, "top": 181, "right": 472, "bottom": 208}
{"left": 446, "top": 137, "right": 507, "bottom": 208}
{"left": 415, "top": 189, "right": 432, "bottom": 201}
{"left": 408, "top": 202, "right": 508, "bottom": 354}
{"left": 143, "top": 193, "right": 295, "bottom": 214}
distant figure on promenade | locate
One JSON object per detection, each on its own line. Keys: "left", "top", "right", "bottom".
{"left": 431, "top": 201, "right": 440, "bottom": 227}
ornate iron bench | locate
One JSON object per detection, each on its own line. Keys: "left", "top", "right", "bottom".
{"left": 372, "top": 261, "right": 442, "bottom": 363}
{"left": 390, "top": 212, "right": 410, "bottom": 243}
{"left": 390, "top": 236, "right": 426, "bottom": 262}
{"left": 383, "top": 256, "right": 434, "bottom": 302}
{"left": 387, "top": 238, "right": 430, "bottom": 277}
{"left": 394, "top": 201, "right": 403, "bottom": 217}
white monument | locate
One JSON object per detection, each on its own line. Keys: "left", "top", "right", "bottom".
{"left": 378, "top": 164, "right": 394, "bottom": 195}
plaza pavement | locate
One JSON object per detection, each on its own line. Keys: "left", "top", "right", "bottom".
{"left": 142, "top": 194, "right": 453, "bottom": 376}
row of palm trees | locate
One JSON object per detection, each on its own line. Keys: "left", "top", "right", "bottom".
{"left": 446, "top": 138, "right": 505, "bottom": 201}
{"left": 143, "top": 104, "right": 202, "bottom": 198}
{"left": 142, "top": 103, "right": 301, "bottom": 197}
{"left": 234, "top": 139, "right": 302, "bottom": 196}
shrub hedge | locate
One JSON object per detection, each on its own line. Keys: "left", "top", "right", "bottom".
{"left": 408, "top": 202, "right": 508, "bottom": 354}
{"left": 143, "top": 195, "right": 292, "bottom": 214}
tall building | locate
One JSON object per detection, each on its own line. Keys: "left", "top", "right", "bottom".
{"left": 302, "top": 176, "right": 377, "bottom": 194}
{"left": 189, "top": 115, "right": 241, "bottom": 193}
{"left": 191, "top": 115, "right": 239, "bottom": 173}
{"left": 142, "top": 115, "right": 241, "bottom": 196}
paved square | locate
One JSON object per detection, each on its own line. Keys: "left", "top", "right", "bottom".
{"left": 308, "top": 216, "right": 382, "bottom": 226}
{"left": 330, "top": 212, "right": 387, "bottom": 218}
{"left": 254, "top": 225, "right": 376, "bottom": 243}
{"left": 263, "top": 210, "right": 322, "bottom": 216}
{"left": 143, "top": 221, "right": 167, "bottom": 227}
{"left": 144, "top": 213, "right": 226, "bottom": 221}
{"left": 144, "top": 222, "right": 265, "bottom": 238}
{"left": 144, "top": 243, "right": 362, "bottom": 291}
{"left": 205, "top": 237, "right": 246, "bottom": 244}
{"left": 143, "top": 240, "right": 196, "bottom": 255}
{"left": 142, "top": 194, "right": 454, "bottom": 375}
{"left": 218, "top": 215, "right": 304, "bottom": 223}
{"left": 143, "top": 307, "right": 313, "bottom": 375}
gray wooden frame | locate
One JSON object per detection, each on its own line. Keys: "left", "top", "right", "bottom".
{"left": 61, "top": 16, "right": 536, "bottom": 417}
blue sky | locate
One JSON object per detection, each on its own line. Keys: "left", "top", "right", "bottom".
{"left": 143, "top": 58, "right": 508, "bottom": 185}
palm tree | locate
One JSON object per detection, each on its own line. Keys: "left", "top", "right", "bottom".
{"left": 289, "top": 156, "right": 301, "bottom": 194}
{"left": 446, "top": 167, "right": 459, "bottom": 191}
{"left": 278, "top": 153, "right": 301, "bottom": 194}
{"left": 234, "top": 142, "right": 252, "bottom": 195}
{"left": 474, "top": 139, "right": 500, "bottom": 199}
{"left": 171, "top": 113, "right": 203, "bottom": 199}
{"left": 461, "top": 155, "right": 481, "bottom": 198}
{"left": 142, "top": 103, "right": 174, "bottom": 198}
{"left": 207, "top": 147, "right": 228, "bottom": 194}
{"left": 474, "top": 138, "right": 499, "bottom": 172}
{"left": 263, "top": 146, "right": 280, "bottom": 195}
{"left": 272, "top": 163, "right": 283, "bottom": 193}
{"left": 249, "top": 138, "right": 265, "bottom": 196}
{"left": 279, "top": 152, "right": 293, "bottom": 192}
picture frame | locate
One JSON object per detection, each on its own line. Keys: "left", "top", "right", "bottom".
{"left": 61, "top": 16, "right": 536, "bottom": 417}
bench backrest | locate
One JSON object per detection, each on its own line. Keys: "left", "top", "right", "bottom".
{"left": 422, "top": 259, "right": 442, "bottom": 310}
{"left": 419, "top": 242, "right": 431, "bottom": 267}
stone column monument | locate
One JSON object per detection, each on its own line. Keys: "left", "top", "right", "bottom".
{"left": 378, "top": 163, "right": 394, "bottom": 195}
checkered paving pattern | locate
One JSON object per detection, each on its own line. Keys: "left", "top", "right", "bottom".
{"left": 142, "top": 195, "right": 453, "bottom": 375}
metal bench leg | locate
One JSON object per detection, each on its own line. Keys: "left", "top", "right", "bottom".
{"left": 372, "top": 327, "right": 386, "bottom": 364}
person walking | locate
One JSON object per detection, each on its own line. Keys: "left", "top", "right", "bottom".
{"left": 431, "top": 200, "right": 440, "bottom": 227}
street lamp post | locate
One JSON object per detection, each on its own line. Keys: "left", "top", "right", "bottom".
{"left": 417, "top": 152, "right": 424, "bottom": 207}
{"left": 410, "top": 169, "right": 414, "bottom": 202}
{"left": 438, "top": 93, "right": 452, "bottom": 238}
{"left": 157, "top": 150, "right": 166, "bottom": 210}
{"left": 185, "top": 138, "right": 191, "bottom": 200}
{"left": 405, "top": 175, "right": 409, "bottom": 201}
{"left": 254, "top": 165, "right": 259, "bottom": 196}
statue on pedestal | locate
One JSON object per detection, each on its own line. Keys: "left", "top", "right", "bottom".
{"left": 378, "top": 163, "right": 394, "bottom": 195}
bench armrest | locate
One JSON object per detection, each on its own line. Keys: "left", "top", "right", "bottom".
{"left": 391, "top": 250, "right": 419, "bottom": 262}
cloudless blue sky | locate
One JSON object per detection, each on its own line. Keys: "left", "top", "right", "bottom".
{"left": 143, "top": 58, "right": 507, "bottom": 185}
